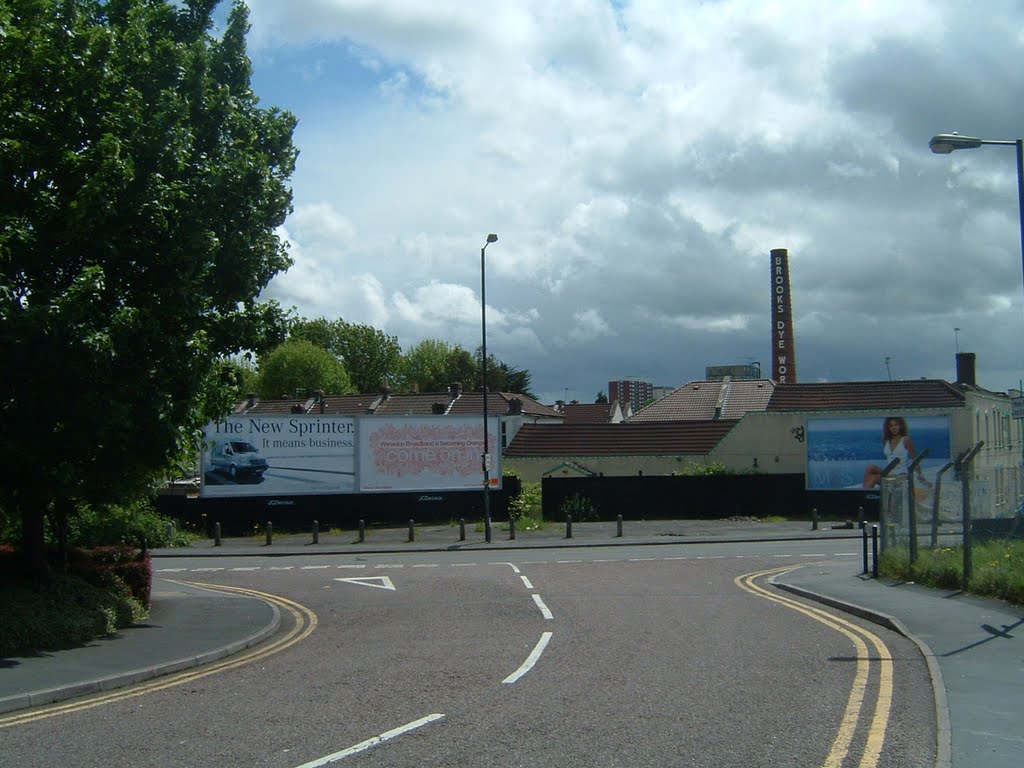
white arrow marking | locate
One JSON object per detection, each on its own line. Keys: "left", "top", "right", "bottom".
{"left": 334, "top": 576, "right": 396, "bottom": 591}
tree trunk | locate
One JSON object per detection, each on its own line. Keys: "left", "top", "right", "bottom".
{"left": 20, "top": 502, "right": 49, "bottom": 578}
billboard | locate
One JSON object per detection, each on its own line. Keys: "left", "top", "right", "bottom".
{"left": 201, "top": 416, "right": 356, "bottom": 497}
{"left": 359, "top": 417, "right": 500, "bottom": 492}
{"left": 200, "top": 415, "right": 499, "bottom": 497}
{"left": 806, "top": 415, "right": 952, "bottom": 491}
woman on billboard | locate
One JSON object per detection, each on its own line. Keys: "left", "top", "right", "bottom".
{"left": 862, "top": 416, "right": 932, "bottom": 496}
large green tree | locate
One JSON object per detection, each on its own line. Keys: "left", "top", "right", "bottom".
{"left": 256, "top": 339, "right": 351, "bottom": 399}
{"left": 290, "top": 316, "right": 402, "bottom": 393}
{"left": 0, "top": 0, "right": 296, "bottom": 568}
{"left": 401, "top": 339, "right": 476, "bottom": 392}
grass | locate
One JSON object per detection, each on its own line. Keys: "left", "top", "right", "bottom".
{"left": 878, "top": 538, "right": 1024, "bottom": 607}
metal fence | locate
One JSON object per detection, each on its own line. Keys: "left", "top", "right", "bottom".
{"left": 878, "top": 445, "right": 1024, "bottom": 573}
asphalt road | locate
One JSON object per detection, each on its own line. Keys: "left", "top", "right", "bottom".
{"left": 1, "top": 540, "right": 938, "bottom": 768}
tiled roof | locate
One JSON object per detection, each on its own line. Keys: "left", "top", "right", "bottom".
{"left": 504, "top": 421, "right": 739, "bottom": 457}
{"left": 234, "top": 391, "right": 563, "bottom": 419}
{"left": 630, "top": 379, "right": 775, "bottom": 421}
{"left": 561, "top": 403, "right": 615, "bottom": 423}
{"left": 766, "top": 380, "right": 966, "bottom": 411}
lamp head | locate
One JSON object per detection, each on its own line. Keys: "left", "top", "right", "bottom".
{"left": 929, "top": 133, "right": 983, "bottom": 154}
{"left": 486, "top": 234, "right": 498, "bottom": 243}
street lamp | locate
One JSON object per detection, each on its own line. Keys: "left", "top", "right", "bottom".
{"left": 481, "top": 233, "right": 498, "bottom": 541}
{"left": 928, "top": 133, "right": 1024, "bottom": 306}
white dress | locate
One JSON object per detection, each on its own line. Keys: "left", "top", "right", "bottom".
{"left": 883, "top": 437, "right": 911, "bottom": 474}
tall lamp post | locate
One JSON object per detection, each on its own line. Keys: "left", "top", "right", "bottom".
{"left": 481, "top": 234, "right": 498, "bottom": 540}
{"left": 928, "top": 133, "right": 1024, "bottom": 306}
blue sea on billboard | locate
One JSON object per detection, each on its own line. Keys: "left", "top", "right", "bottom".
{"left": 806, "top": 417, "right": 952, "bottom": 491}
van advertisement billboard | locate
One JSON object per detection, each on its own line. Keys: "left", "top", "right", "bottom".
{"left": 201, "top": 416, "right": 356, "bottom": 497}
{"left": 806, "top": 415, "right": 952, "bottom": 491}
{"left": 358, "top": 416, "right": 500, "bottom": 492}
{"left": 200, "top": 415, "right": 498, "bottom": 497}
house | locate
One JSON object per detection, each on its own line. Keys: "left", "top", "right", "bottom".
{"left": 232, "top": 384, "right": 564, "bottom": 448}
{"left": 558, "top": 400, "right": 629, "bottom": 424}
{"left": 504, "top": 353, "right": 1022, "bottom": 519}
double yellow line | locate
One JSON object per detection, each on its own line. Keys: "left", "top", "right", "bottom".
{"left": 1, "top": 582, "right": 317, "bottom": 729}
{"left": 735, "top": 566, "right": 893, "bottom": 768}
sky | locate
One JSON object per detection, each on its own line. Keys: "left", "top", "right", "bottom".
{"left": 230, "top": 0, "right": 1024, "bottom": 404}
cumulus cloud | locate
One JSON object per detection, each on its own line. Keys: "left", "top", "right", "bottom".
{"left": 246, "top": 0, "right": 1024, "bottom": 401}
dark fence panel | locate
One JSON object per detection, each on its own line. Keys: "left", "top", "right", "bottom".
{"left": 157, "top": 476, "right": 519, "bottom": 536}
{"left": 541, "top": 475, "right": 876, "bottom": 522}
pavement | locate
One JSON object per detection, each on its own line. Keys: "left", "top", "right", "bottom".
{"left": 1, "top": 518, "right": 1021, "bottom": 768}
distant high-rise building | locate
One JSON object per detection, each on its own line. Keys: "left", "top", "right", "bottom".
{"left": 609, "top": 377, "right": 654, "bottom": 413}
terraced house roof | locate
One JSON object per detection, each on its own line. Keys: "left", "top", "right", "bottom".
{"left": 504, "top": 421, "right": 739, "bottom": 457}
{"left": 233, "top": 390, "right": 563, "bottom": 419}
{"left": 629, "top": 379, "right": 775, "bottom": 421}
{"left": 766, "top": 380, "right": 967, "bottom": 411}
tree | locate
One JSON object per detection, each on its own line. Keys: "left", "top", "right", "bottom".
{"left": 595, "top": 391, "right": 608, "bottom": 404}
{"left": 401, "top": 339, "right": 476, "bottom": 392}
{"left": 256, "top": 339, "right": 352, "bottom": 398}
{"left": 0, "top": 0, "right": 297, "bottom": 570}
{"left": 290, "top": 317, "right": 402, "bottom": 393}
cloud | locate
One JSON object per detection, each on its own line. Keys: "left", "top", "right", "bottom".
{"left": 245, "top": 1, "right": 1024, "bottom": 403}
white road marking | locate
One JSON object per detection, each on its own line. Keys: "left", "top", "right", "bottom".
{"left": 503, "top": 632, "right": 553, "bottom": 684}
{"left": 193, "top": 567, "right": 224, "bottom": 572}
{"left": 452, "top": 563, "right": 477, "bottom": 567}
{"left": 532, "top": 594, "right": 554, "bottom": 620}
{"left": 230, "top": 567, "right": 261, "bottom": 571}
{"left": 374, "top": 564, "right": 404, "bottom": 569}
{"left": 520, "top": 575, "right": 534, "bottom": 589}
{"left": 491, "top": 562, "right": 521, "bottom": 573}
{"left": 334, "top": 576, "right": 396, "bottom": 591}
{"left": 155, "top": 568, "right": 187, "bottom": 572}
{"left": 293, "top": 713, "right": 445, "bottom": 766}
{"left": 301, "top": 565, "right": 331, "bottom": 570}
{"left": 335, "top": 565, "right": 365, "bottom": 569}
{"left": 268, "top": 566, "right": 294, "bottom": 570}
{"left": 412, "top": 564, "right": 439, "bottom": 568}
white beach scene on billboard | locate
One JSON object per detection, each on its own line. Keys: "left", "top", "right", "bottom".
{"left": 201, "top": 416, "right": 356, "bottom": 497}
{"left": 359, "top": 417, "right": 501, "bottom": 493}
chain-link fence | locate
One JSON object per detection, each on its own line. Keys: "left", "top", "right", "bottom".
{"left": 879, "top": 454, "right": 1024, "bottom": 561}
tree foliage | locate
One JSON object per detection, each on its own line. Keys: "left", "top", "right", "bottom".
{"left": 0, "top": 0, "right": 296, "bottom": 566}
{"left": 400, "top": 339, "right": 475, "bottom": 393}
{"left": 256, "top": 339, "right": 351, "bottom": 399}
{"left": 290, "top": 316, "right": 402, "bottom": 394}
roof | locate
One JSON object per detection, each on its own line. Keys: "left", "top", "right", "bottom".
{"left": 630, "top": 378, "right": 775, "bottom": 421}
{"left": 234, "top": 390, "right": 563, "bottom": 419}
{"left": 504, "top": 421, "right": 739, "bottom": 458}
{"left": 560, "top": 402, "right": 619, "bottom": 423}
{"left": 766, "top": 380, "right": 966, "bottom": 411}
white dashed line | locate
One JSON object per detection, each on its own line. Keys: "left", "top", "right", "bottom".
{"left": 336, "top": 564, "right": 366, "bottom": 569}
{"left": 302, "top": 565, "right": 331, "bottom": 569}
{"left": 230, "top": 567, "right": 261, "bottom": 571}
{"left": 293, "top": 713, "right": 445, "bottom": 766}
{"left": 503, "top": 632, "right": 553, "bottom": 684}
{"left": 532, "top": 594, "right": 554, "bottom": 620}
{"left": 520, "top": 575, "right": 534, "bottom": 589}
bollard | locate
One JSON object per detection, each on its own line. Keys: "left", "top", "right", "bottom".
{"left": 566, "top": 514, "right": 573, "bottom": 539}
{"left": 265, "top": 521, "right": 273, "bottom": 546}
{"left": 811, "top": 508, "right": 818, "bottom": 531}
{"left": 166, "top": 521, "right": 175, "bottom": 541}
{"left": 871, "top": 525, "right": 879, "bottom": 578}
{"left": 408, "top": 519, "right": 415, "bottom": 542}
{"left": 485, "top": 517, "right": 492, "bottom": 543}
{"left": 358, "top": 519, "right": 365, "bottom": 543}
{"left": 862, "top": 524, "right": 869, "bottom": 574}
{"left": 509, "top": 516, "right": 516, "bottom": 540}
{"left": 214, "top": 522, "right": 222, "bottom": 547}
{"left": 616, "top": 514, "right": 623, "bottom": 538}
{"left": 312, "top": 520, "right": 319, "bottom": 545}
{"left": 857, "top": 506, "right": 865, "bottom": 529}
{"left": 459, "top": 518, "right": 466, "bottom": 542}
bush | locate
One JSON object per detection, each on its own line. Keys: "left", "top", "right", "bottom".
{"left": 509, "top": 481, "right": 544, "bottom": 530}
{"left": 560, "top": 492, "right": 599, "bottom": 522}
{"left": 0, "top": 555, "right": 147, "bottom": 658}
{"left": 60, "top": 497, "right": 193, "bottom": 549}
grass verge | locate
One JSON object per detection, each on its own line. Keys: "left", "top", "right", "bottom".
{"left": 878, "top": 539, "right": 1024, "bottom": 607}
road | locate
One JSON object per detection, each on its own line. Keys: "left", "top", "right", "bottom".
{"left": 1, "top": 540, "right": 938, "bottom": 767}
